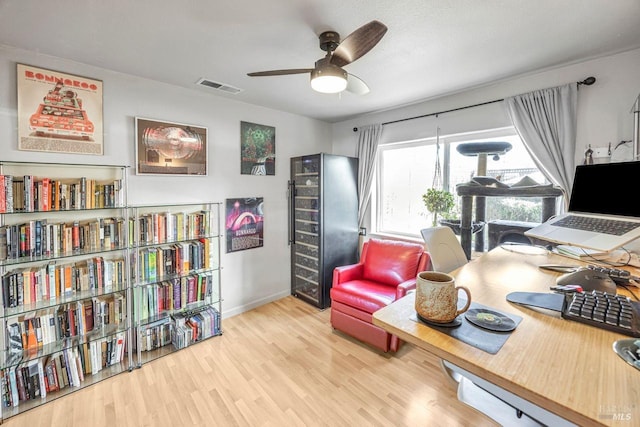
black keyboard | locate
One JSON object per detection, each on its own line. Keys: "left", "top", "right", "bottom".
{"left": 587, "top": 264, "right": 640, "bottom": 284}
{"left": 553, "top": 215, "right": 639, "bottom": 236}
{"left": 562, "top": 290, "right": 640, "bottom": 337}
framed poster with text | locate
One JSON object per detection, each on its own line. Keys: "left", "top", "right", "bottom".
{"left": 225, "top": 197, "right": 264, "bottom": 252}
{"left": 17, "top": 63, "right": 104, "bottom": 155}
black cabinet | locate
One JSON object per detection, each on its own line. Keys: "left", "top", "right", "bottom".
{"left": 288, "top": 154, "right": 359, "bottom": 308}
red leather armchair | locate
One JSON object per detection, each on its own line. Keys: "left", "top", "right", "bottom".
{"left": 330, "top": 238, "right": 431, "bottom": 352}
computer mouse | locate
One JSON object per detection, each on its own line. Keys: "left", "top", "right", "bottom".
{"left": 556, "top": 268, "right": 617, "bottom": 294}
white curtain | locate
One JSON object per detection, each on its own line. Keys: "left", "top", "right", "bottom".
{"left": 355, "top": 124, "right": 383, "bottom": 227}
{"left": 505, "top": 83, "right": 577, "bottom": 208}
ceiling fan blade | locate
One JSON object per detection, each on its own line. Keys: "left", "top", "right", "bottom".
{"left": 346, "top": 74, "right": 370, "bottom": 95}
{"left": 247, "top": 69, "right": 313, "bottom": 77}
{"left": 331, "top": 20, "right": 387, "bottom": 67}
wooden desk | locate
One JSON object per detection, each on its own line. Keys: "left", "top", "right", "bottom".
{"left": 373, "top": 246, "right": 640, "bottom": 426}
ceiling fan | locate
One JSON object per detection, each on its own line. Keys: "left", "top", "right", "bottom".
{"left": 247, "top": 20, "right": 387, "bottom": 95}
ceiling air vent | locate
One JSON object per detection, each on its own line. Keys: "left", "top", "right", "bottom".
{"left": 196, "top": 78, "right": 243, "bottom": 94}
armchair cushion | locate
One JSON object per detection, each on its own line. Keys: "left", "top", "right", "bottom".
{"left": 330, "top": 279, "right": 397, "bottom": 314}
{"left": 330, "top": 238, "right": 431, "bottom": 352}
{"left": 362, "top": 239, "right": 426, "bottom": 286}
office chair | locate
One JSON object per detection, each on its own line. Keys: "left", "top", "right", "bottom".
{"left": 420, "top": 226, "right": 469, "bottom": 273}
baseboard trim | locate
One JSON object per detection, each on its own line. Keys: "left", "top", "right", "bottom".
{"left": 223, "top": 290, "right": 292, "bottom": 318}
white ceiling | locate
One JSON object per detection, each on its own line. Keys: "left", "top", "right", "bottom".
{"left": 2, "top": 0, "right": 640, "bottom": 123}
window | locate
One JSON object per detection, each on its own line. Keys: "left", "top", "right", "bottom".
{"left": 375, "top": 127, "right": 546, "bottom": 238}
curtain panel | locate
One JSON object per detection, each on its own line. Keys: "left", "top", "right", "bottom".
{"left": 505, "top": 83, "right": 578, "bottom": 209}
{"left": 355, "top": 124, "right": 383, "bottom": 227}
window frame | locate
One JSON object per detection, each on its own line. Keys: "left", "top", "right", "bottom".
{"left": 372, "top": 126, "right": 534, "bottom": 239}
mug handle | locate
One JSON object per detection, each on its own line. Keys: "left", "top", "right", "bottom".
{"left": 455, "top": 286, "right": 472, "bottom": 316}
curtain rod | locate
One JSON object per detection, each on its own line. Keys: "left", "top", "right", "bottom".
{"left": 352, "top": 76, "right": 596, "bottom": 132}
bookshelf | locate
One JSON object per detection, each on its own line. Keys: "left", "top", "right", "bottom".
{"left": 0, "top": 163, "right": 223, "bottom": 421}
{"left": 129, "top": 203, "right": 222, "bottom": 366}
{"left": 0, "top": 161, "right": 131, "bottom": 420}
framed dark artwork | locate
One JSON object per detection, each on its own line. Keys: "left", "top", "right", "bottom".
{"left": 240, "top": 121, "right": 275, "bottom": 175}
{"left": 225, "top": 197, "right": 264, "bottom": 252}
{"left": 135, "top": 117, "right": 208, "bottom": 175}
{"left": 17, "top": 63, "right": 104, "bottom": 155}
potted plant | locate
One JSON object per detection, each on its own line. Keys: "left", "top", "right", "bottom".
{"left": 422, "top": 188, "right": 455, "bottom": 227}
{"left": 422, "top": 188, "right": 485, "bottom": 234}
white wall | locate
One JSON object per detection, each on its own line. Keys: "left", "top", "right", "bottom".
{"left": 0, "top": 45, "right": 332, "bottom": 318}
{"left": 332, "top": 48, "right": 640, "bottom": 166}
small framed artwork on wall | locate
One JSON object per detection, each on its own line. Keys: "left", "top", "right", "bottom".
{"left": 135, "top": 117, "right": 208, "bottom": 175}
{"left": 17, "top": 63, "right": 104, "bottom": 155}
{"left": 240, "top": 121, "right": 275, "bottom": 175}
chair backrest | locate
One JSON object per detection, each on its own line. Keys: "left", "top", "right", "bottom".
{"left": 420, "top": 226, "right": 468, "bottom": 273}
{"left": 361, "top": 238, "right": 426, "bottom": 286}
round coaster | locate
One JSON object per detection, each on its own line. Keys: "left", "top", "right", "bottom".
{"left": 417, "top": 313, "right": 462, "bottom": 328}
{"left": 465, "top": 308, "right": 516, "bottom": 332}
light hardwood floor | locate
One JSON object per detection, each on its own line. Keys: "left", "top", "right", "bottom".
{"left": 4, "top": 296, "right": 498, "bottom": 427}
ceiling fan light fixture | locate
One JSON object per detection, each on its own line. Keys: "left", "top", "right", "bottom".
{"left": 248, "top": 20, "right": 387, "bottom": 96}
{"left": 310, "top": 64, "right": 348, "bottom": 93}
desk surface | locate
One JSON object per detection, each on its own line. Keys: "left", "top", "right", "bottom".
{"left": 373, "top": 246, "right": 640, "bottom": 426}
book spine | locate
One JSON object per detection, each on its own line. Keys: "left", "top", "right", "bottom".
{"left": 54, "top": 354, "right": 65, "bottom": 390}
{"left": 41, "top": 178, "right": 50, "bottom": 212}
{"left": 72, "top": 221, "right": 80, "bottom": 252}
{"left": 5, "top": 175, "right": 13, "bottom": 213}
{"left": 0, "top": 226, "right": 7, "bottom": 261}
{"left": 0, "top": 175, "right": 5, "bottom": 213}
{"left": 80, "top": 177, "right": 86, "bottom": 210}
{"left": 15, "top": 367, "right": 27, "bottom": 402}
{"left": 28, "top": 220, "right": 35, "bottom": 257}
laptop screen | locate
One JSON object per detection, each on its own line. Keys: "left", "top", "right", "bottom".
{"left": 569, "top": 161, "right": 640, "bottom": 218}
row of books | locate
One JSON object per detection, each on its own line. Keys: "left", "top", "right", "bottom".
{"left": 7, "top": 294, "right": 126, "bottom": 354}
{"left": 135, "top": 210, "right": 211, "bottom": 244}
{"left": 135, "top": 273, "right": 214, "bottom": 322}
{"left": 0, "top": 213, "right": 212, "bottom": 261}
{"left": 172, "top": 306, "right": 220, "bottom": 350}
{"left": 135, "top": 240, "right": 210, "bottom": 282}
{"left": 1, "top": 257, "right": 125, "bottom": 309}
{"left": 0, "top": 175, "right": 123, "bottom": 213}
{"left": 0, "top": 333, "right": 127, "bottom": 407}
{"left": 138, "top": 317, "right": 171, "bottom": 352}
{"left": 0, "top": 217, "right": 126, "bottom": 261}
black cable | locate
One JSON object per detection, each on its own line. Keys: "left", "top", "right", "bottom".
{"left": 578, "top": 246, "right": 632, "bottom": 268}
{"left": 498, "top": 242, "right": 549, "bottom": 255}
{"left": 617, "top": 283, "right": 640, "bottom": 301}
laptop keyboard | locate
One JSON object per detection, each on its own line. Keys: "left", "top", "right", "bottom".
{"left": 553, "top": 215, "right": 640, "bottom": 236}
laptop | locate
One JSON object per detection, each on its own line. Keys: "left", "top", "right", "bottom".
{"left": 525, "top": 161, "right": 640, "bottom": 252}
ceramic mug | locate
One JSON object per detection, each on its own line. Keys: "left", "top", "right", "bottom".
{"left": 415, "top": 271, "right": 472, "bottom": 323}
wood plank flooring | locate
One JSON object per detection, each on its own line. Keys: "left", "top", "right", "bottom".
{"left": 3, "top": 296, "right": 498, "bottom": 426}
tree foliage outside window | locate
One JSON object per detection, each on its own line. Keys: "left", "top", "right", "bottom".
{"left": 487, "top": 197, "right": 543, "bottom": 223}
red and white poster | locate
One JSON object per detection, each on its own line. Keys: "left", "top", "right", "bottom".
{"left": 17, "top": 63, "right": 103, "bottom": 155}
